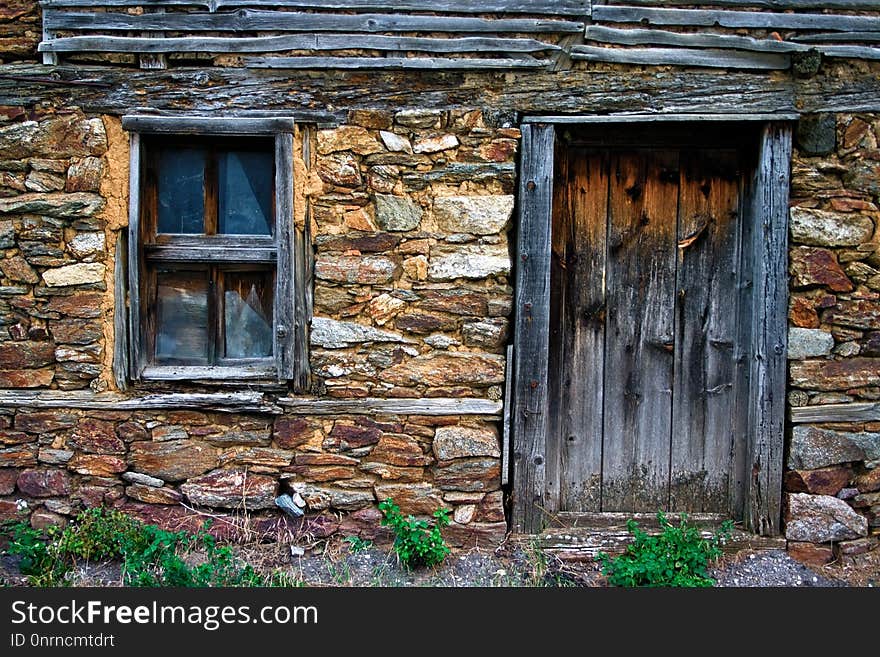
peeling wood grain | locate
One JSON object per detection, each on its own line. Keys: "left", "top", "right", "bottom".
{"left": 44, "top": 10, "right": 586, "bottom": 34}
{"left": 570, "top": 46, "right": 791, "bottom": 70}
{"left": 277, "top": 396, "right": 502, "bottom": 416}
{"left": 0, "top": 390, "right": 281, "bottom": 414}
{"left": 592, "top": 6, "right": 880, "bottom": 32}
{"left": 584, "top": 26, "right": 808, "bottom": 54}
{"left": 41, "top": 34, "right": 560, "bottom": 54}
{"left": 790, "top": 402, "right": 880, "bottom": 423}
{"left": 41, "top": 0, "right": 591, "bottom": 15}
{"left": 246, "top": 57, "right": 548, "bottom": 70}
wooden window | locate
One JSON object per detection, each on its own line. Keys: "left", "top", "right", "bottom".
{"left": 122, "top": 116, "right": 308, "bottom": 387}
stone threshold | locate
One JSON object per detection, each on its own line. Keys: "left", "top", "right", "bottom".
{"left": 524, "top": 512, "right": 787, "bottom": 560}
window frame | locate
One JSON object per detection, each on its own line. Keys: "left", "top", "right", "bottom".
{"left": 122, "top": 116, "right": 307, "bottom": 387}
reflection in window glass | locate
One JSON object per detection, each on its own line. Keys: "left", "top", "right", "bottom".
{"left": 224, "top": 271, "right": 273, "bottom": 359}
{"left": 157, "top": 147, "right": 206, "bottom": 234}
{"left": 155, "top": 271, "right": 209, "bottom": 362}
{"left": 218, "top": 150, "right": 273, "bottom": 235}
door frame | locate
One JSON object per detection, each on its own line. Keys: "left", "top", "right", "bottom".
{"left": 510, "top": 114, "right": 794, "bottom": 536}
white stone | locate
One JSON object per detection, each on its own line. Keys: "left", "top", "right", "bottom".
{"left": 379, "top": 131, "right": 413, "bottom": 154}
{"left": 789, "top": 207, "right": 875, "bottom": 247}
{"left": 68, "top": 231, "right": 105, "bottom": 260}
{"left": 42, "top": 262, "right": 105, "bottom": 287}
{"left": 413, "top": 134, "right": 459, "bottom": 154}
{"left": 122, "top": 471, "right": 165, "bottom": 488}
{"left": 787, "top": 327, "right": 835, "bottom": 359}
{"left": 433, "top": 195, "right": 514, "bottom": 235}
{"left": 310, "top": 316, "right": 414, "bottom": 349}
{"left": 454, "top": 504, "right": 477, "bottom": 525}
{"left": 424, "top": 334, "right": 460, "bottom": 349}
{"left": 428, "top": 244, "right": 511, "bottom": 281}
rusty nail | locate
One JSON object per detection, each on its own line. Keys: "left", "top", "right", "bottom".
{"left": 527, "top": 181, "right": 536, "bottom": 191}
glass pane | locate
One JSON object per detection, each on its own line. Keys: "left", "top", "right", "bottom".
{"left": 224, "top": 271, "right": 273, "bottom": 359}
{"left": 157, "top": 147, "right": 206, "bottom": 234}
{"left": 155, "top": 271, "right": 209, "bottom": 362}
{"left": 218, "top": 150, "right": 273, "bottom": 235}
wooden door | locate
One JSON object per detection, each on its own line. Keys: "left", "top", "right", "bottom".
{"left": 548, "top": 134, "right": 746, "bottom": 515}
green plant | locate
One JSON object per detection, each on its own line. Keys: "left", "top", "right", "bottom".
{"left": 597, "top": 512, "right": 733, "bottom": 588}
{"left": 343, "top": 535, "right": 373, "bottom": 554}
{"left": 378, "top": 498, "right": 450, "bottom": 569}
{"left": 1, "top": 508, "right": 297, "bottom": 588}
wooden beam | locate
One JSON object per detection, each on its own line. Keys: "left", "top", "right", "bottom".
{"left": 44, "top": 10, "right": 586, "bottom": 33}
{"left": 0, "top": 390, "right": 281, "bottom": 414}
{"left": 275, "top": 131, "right": 296, "bottom": 383}
{"left": 819, "top": 45, "right": 880, "bottom": 60}
{"left": 40, "top": 34, "right": 560, "bottom": 54}
{"left": 126, "top": 132, "right": 143, "bottom": 381}
{"left": 592, "top": 6, "right": 880, "bottom": 31}
{"left": 122, "top": 115, "right": 295, "bottom": 134}
{"left": 40, "top": 0, "right": 591, "bottom": 15}
{"left": 276, "top": 396, "right": 503, "bottom": 416}
{"left": 143, "top": 245, "right": 277, "bottom": 263}
{"left": 793, "top": 31, "right": 880, "bottom": 43}
{"left": 246, "top": 57, "right": 548, "bottom": 70}
{"left": 502, "top": 344, "right": 514, "bottom": 486}
{"left": 511, "top": 123, "right": 555, "bottom": 534}
{"left": 790, "top": 402, "right": 880, "bottom": 424}
{"left": 570, "top": 46, "right": 791, "bottom": 70}
{"left": 584, "top": 26, "right": 808, "bottom": 53}
{"left": 603, "top": 0, "right": 880, "bottom": 7}
{"left": 744, "top": 122, "right": 792, "bottom": 537}
{"left": 522, "top": 113, "right": 800, "bottom": 122}
{"left": 112, "top": 231, "right": 129, "bottom": 392}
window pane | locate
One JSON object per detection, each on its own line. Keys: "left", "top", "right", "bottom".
{"left": 224, "top": 271, "right": 273, "bottom": 359}
{"left": 218, "top": 150, "right": 273, "bottom": 235}
{"left": 157, "top": 147, "right": 206, "bottom": 234}
{"left": 155, "top": 271, "right": 209, "bottom": 362}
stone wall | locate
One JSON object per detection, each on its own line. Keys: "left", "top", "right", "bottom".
{"left": 785, "top": 113, "right": 880, "bottom": 566}
{"left": 0, "top": 104, "right": 511, "bottom": 547}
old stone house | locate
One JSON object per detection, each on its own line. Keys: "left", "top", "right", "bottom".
{"left": 0, "top": 1, "right": 878, "bottom": 565}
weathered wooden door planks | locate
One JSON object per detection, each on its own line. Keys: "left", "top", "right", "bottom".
{"left": 549, "top": 137, "right": 747, "bottom": 517}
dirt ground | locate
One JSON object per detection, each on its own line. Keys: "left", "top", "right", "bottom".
{"left": 3, "top": 532, "right": 877, "bottom": 588}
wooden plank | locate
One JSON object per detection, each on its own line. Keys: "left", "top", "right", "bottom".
{"left": 140, "top": 364, "right": 277, "bottom": 380}
{"left": 790, "top": 402, "right": 880, "bottom": 423}
{"left": 744, "top": 123, "right": 791, "bottom": 536}
{"left": 0, "top": 389, "right": 280, "bottom": 413}
{"left": 502, "top": 343, "right": 514, "bottom": 486}
{"left": 44, "top": 10, "right": 586, "bottom": 33}
{"left": 12, "top": 60, "right": 880, "bottom": 116}
{"left": 274, "top": 131, "right": 296, "bottom": 383}
{"left": 41, "top": 34, "right": 560, "bottom": 54}
{"left": 122, "top": 115, "right": 294, "bottom": 134}
{"left": 570, "top": 46, "right": 790, "bottom": 70}
{"left": 246, "top": 57, "right": 548, "bottom": 70}
{"left": 277, "top": 396, "right": 503, "bottom": 416}
{"left": 126, "top": 132, "right": 143, "bottom": 381}
{"left": 670, "top": 149, "right": 740, "bottom": 513}
{"left": 551, "top": 147, "right": 607, "bottom": 513}
{"left": 602, "top": 150, "right": 678, "bottom": 513}
{"left": 523, "top": 113, "right": 800, "bottom": 123}
{"left": 592, "top": 6, "right": 880, "bottom": 32}
{"left": 511, "top": 123, "right": 555, "bottom": 534}
{"left": 584, "top": 26, "right": 808, "bottom": 54}
{"left": 40, "top": 0, "right": 591, "bottom": 14}
{"left": 793, "top": 31, "right": 880, "bottom": 43}
{"left": 819, "top": 46, "right": 880, "bottom": 61}
{"left": 144, "top": 245, "right": 277, "bottom": 262}
{"left": 112, "top": 231, "right": 129, "bottom": 392}
{"left": 605, "top": 0, "right": 880, "bottom": 7}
